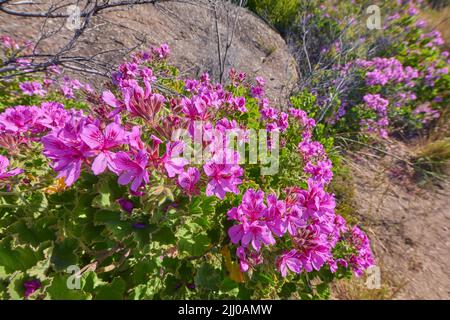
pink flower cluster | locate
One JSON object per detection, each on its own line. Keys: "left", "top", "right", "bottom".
{"left": 0, "top": 44, "right": 250, "bottom": 200}
{"left": 357, "top": 57, "right": 418, "bottom": 87}
{"left": 290, "top": 108, "right": 333, "bottom": 184}
{"left": 337, "top": 53, "right": 433, "bottom": 137}
{"left": 227, "top": 103, "right": 373, "bottom": 277}
{"left": 19, "top": 81, "right": 47, "bottom": 97}
{"left": 347, "top": 226, "right": 375, "bottom": 276}
{"left": 423, "top": 63, "right": 448, "bottom": 87}
{"left": 361, "top": 94, "right": 389, "bottom": 138}
{"left": 422, "top": 30, "right": 445, "bottom": 48}
{"left": 60, "top": 77, "right": 93, "bottom": 99}
{"left": 228, "top": 183, "right": 374, "bottom": 277}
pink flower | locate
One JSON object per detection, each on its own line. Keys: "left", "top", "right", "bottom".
{"left": 416, "top": 19, "right": 427, "bottom": 28}
{"left": 123, "top": 84, "right": 166, "bottom": 121}
{"left": 163, "top": 141, "right": 188, "bottom": 178}
{"left": 250, "top": 85, "right": 264, "bottom": 98}
{"left": 19, "top": 81, "right": 46, "bottom": 96}
{"left": 277, "top": 250, "right": 302, "bottom": 277}
{"left": 236, "top": 246, "right": 263, "bottom": 272}
{"left": 0, "top": 35, "right": 19, "bottom": 50}
{"left": 153, "top": 43, "right": 170, "bottom": 59}
{"left": 407, "top": 6, "right": 418, "bottom": 16}
{"left": 42, "top": 117, "right": 90, "bottom": 186}
{"left": 298, "top": 140, "right": 325, "bottom": 161}
{"left": 294, "top": 180, "right": 335, "bottom": 219}
{"left": 118, "top": 198, "right": 134, "bottom": 214}
{"left": 0, "top": 105, "right": 40, "bottom": 133}
{"left": 240, "top": 220, "right": 275, "bottom": 251}
{"left": 23, "top": 279, "right": 41, "bottom": 299}
{"left": 102, "top": 90, "right": 124, "bottom": 117}
{"left": 260, "top": 107, "right": 279, "bottom": 120}
{"left": 239, "top": 189, "right": 267, "bottom": 221}
{"left": 236, "top": 246, "right": 250, "bottom": 272}
{"left": 233, "top": 97, "right": 246, "bottom": 112}
{"left": 265, "top": 193, "right": 288, "bottom": 237}
{"left": 177, "top": 167, "right": 200, "bottom": 195}
{"left": 203, "top": 151, "right": 243, "bottom": 199}
{"left": 347, "top": 226, "right": 375, "bottom": 276}
{"left": 292, "top": 225, "right": 332, "bottom": 272}
{"left": 114, "top": 150, "right": 149, "bottom": 192}
{"left": 127, "top": 126, "right": 146, "bottom": 151}
{"left": 37, "top": 102, "right": 68, "bottom": 129}
{"left": 255, "top": 76, "right": 266, "bottom": 87}
{"left": 304, "top": 159, "right": 333, "bottom": 185}
{"left": 80, "top": 122, "right": 125, "bottom": 175}
{"left": 0, "top": 155, "right": 23, "bottom": 179}
{"left": 227, "top": 189, "right": 275, "bottom": 251}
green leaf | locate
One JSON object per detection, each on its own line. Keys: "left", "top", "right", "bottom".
{"left": 315, "top": 282, "right": 331, "bottom": 300}
{"left": 95, "top": 277, "right": 126, "bottom": 300}
{"left": 7, "top": 272, "right": 25, "bottom": 300}
{"left": 0, "top": 238, "right": 42, "bottom": 273}
{"left": 177, "top": 233, "right": 210, "bottom": 257}
{"left": 50, "top": 238, "right": 79, "bottom": 272}
{"left": 220, "top": 278, "right": 239, "bottom": 297}
{"left": 46, "top": 275, "right": 91, "bottom": 300}
{"left": 28, "top": 246, "right": 52, "bottom": 279}
{"left": 279, "top": 282, "right": 297, "bottom": 299}
{"left": 129, "top": 278, "right": 162, "bottom": 300}
{"left": 194, "top": 263, "right": 221, "bottom": 291}
{"left": 152, "top": 226, "right": 176, "bottom": 244}
{"left": 132, "top": 259, "right": 159, "bottom": 285}
{"left": 94, "top": 209, "right": 133, "bottom": 240}
{"left": 81, "top": 271, "right": 106, "bottom": 293}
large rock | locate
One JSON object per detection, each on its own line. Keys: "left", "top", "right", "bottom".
{"left": 0, "top": 1, "right": 298, "bottom": 106}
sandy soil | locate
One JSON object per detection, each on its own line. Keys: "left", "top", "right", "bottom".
{"left": 347, "top": 139, "right": 450, "bottom": 299}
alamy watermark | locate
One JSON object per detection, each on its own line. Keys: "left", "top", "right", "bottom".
{"left": 66, "top": 5, "right": 82, "bottom": 30}
{"left": 171, "top": 121, "right": 280, "bottom": 175}
{"left": 365, "top": 265, "right": 381, "bottom": 289}
{"left": 366, "top": 5, "right": 382, "bottom": 30}
{"left": 66, "top": 265, "right": 81, "bottom": 290}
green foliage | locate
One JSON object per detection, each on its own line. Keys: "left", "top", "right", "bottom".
{"left": 247, "top": 0, "right": 300, "bottom": 34}
{"left": 0, "top": 30, "right": 375, "bottom": 300}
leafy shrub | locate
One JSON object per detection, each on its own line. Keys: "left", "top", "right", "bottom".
{"left": 0, "top": 38, "right": 374, "bottom": 299}
{"left": 246, "top": 0, "right": 300, "bottom": 35}
{"left": 249, "top": 1, "right": 449, "bottom": 142}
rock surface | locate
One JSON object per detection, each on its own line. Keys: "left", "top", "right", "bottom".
{"left": 0, "top": 1, "right": 298, "bottom": 106}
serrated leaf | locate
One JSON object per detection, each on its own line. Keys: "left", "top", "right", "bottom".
{"left": 81, "top": 271, "right": 106, "bottom": 293}
{"left": 177, "top": 233, "right": 210, "bottom": 257}
{"left": 94, "top": 209, "right": 133, "bottom": 240}
{"left": 95, "top": 277, "right": 125, "bottom": 300}
{"left": 50, "top": 238, "right": 79, "bottom": 272}
{"left": 7, "top": 272, "right": 25, "bottom": 300}
{"left": 28, "top": 247, "right": 52, "bottom": 279}
{"left": 0, "top": 238, "right": 43, "bottom": 273}
{"left": 46, "top": 275, "right": 91, "bottom": 300}
{"left": 152, "top": 226, "right": 176, "bottom": 244}
{"left": 194, "top": 263, "right": 221, "bottom": 291}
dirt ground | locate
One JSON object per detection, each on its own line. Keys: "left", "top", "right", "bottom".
{"left": 345, "top": 139, "right": 450, "bottom": 299}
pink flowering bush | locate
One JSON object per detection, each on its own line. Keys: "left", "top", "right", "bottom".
{"left": 281, "top": 1, "right": 448, "bottom": 141}
{"left": 0, "top": 37, "right": 375, "bottom": 299}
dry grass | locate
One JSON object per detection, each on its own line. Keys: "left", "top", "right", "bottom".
{"left": 412, "top": 138, "right": 450, "bottom": 183}
{"left": 331, "top": 273, "right": 404, "bottom": 300}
